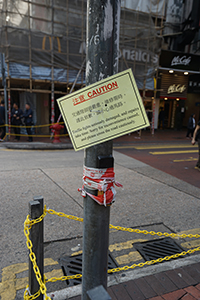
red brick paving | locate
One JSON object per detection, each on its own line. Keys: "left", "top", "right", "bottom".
{"left": 165, "top": 270, "right": 189, "bottom": 289}
{"left": 134, "top": 277, "right": 157, "bottom": 298}
{"left": 184, "top": 286, "right": 200, "bottom": 298}
{"left": 181, "top": 294, "right": 197, "bottom": 300}
{"left": 70, "top": 263, "right": 200, "bottom": 299}
{"left": 111, "top": 283, "right": 133, "bottom": 300}
{"left": 148, "top": 297, "right": 164, "bottom": 300}
{"left": 162, "top": 289, "right": 186, "bottom": 300}
{"left": 195, "top": 283, "right": 200, "bottom": 291}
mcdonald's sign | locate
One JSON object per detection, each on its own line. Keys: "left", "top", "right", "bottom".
{"left": 42, "top": 36, "right": 61, "bottom": 53}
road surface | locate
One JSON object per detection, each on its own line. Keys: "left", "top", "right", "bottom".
{"left": 114, "top": 142, "right": 200, "bottom": 189}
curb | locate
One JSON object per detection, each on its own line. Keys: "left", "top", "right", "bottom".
{"left": 47, "top": 254, "right": 200, "bottom": 300}
{"left": 1, "top": 142, "right": 74, "bottom": 150}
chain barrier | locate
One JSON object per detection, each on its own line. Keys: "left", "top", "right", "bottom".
{"left": 47, "top": 208, "right": 200, "bottom": 239}
{"left": 109, "top": 224, "right": 200, "bottom": 239}
{"left": 24, "top": 207, "right": 49, "bottom": 300}
{"left": 24, "top": 288, "right": 41, "bottom": 300}
{"left": 24, "top": 206, "right": 200, "bottom": 300}
{"left": 107, "top": 246, "right": 200, "bottom": 274}
{"left": 47, "top": 208, "right": 83, "bottom": 222}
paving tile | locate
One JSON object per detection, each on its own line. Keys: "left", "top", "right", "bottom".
{"left": 148, "top": 297, "right": 164, "bottom": 300}
{"left": 111, "top": 283, "right": 132, "bottom": 300}
{"left": 183, "top": 264, "right": 200, "bottom": 282}
{"left": 162, "top": 289, "right": 186, "bottom": 300}
{"left": 134, "top": 277, "right": 157, "bottom": 298}
{"left": 175, "top": 268, "right": 198, "bottom": 286}
{"left": 155, "top": 272, "right": 177, "bottom": 293}
{"left": 123, "top": 280, "right": 146, "bottom": 300}
{"left": 145, "top": 275, "right": 167, "bottom": 296}
{"left": 165, "top": 270, "right": 191, "bottom": 289}
{"left": 181, "top": 294, "right": 197, "bottom": 300}
{"left": 107, "top": 287, "right": 118, "bottom": 300}
{"left": 184, "top": 286, "right": 200, "bottom": 298}
{"left": 195, "top": 283, "right": 200, "bottom": 291}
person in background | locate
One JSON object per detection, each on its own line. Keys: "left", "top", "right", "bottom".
{"left": 186, "top": 113, "right": 195, "bottom": 138}
{"left": 0, "top": 100, "right": 5, "bottom": 141}
{"left": 146, "top": 107, "right": 152, "bottom": 127}
{"left": 23, "top": 103, "right": 33, "bottom": 142}
{"left": 191, "top": 120, "right": 200, "bottom": 170}
{"left": 159, "top": 107, "right": 165, "bottom": 129}
{"left": 11, "top": 103, "right": 23, "bottom": 141}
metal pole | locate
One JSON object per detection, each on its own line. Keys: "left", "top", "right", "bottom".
{"left": 29, "top": 196, "right": 44, "bottom": 300}
{"left": 1, "top": 53, "right": 8, "bottom": 140}
{"left": 82, "top": 1, "right": 121, "bottom": 299}
{"left": 8, "top": 92, "right": 11, "bottom": 138}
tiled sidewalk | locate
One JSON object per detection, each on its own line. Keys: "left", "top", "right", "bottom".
{"left": 71, "top": 262, "right": 200, "bottom": 300}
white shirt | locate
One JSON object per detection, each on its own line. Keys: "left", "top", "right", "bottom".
{"left": 193, "top": 117, "right": 195, "bottom": 128}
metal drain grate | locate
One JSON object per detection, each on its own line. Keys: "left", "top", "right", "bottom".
{"left": 58, "top": 252, "right": 118, "bottom": 287}
{"left": 134, "top": 237, "right": 188, "bottom": 261}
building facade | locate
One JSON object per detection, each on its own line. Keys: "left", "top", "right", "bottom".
{"left": 156, "top": 0, "right": 200, "bottom": 130}
{"left": 0, "top": 0, "right": 162, "bottom": 132}
{"left": 0, "top": 0, "right": 199, "bottom": 132}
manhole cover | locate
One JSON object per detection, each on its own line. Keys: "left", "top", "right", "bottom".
{"left": 134, "top": 237, "right": 188, "bottom": 261}
{"left": 58, "top": 252, "right": 118, "bottom": 286}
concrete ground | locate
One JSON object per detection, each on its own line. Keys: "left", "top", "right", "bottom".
{"left": 0, "top": 137, "right": 200, "bottom": 299}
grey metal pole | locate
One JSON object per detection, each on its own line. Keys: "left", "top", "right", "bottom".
{"left": 1, "top": 53, "right": 8, "bottom": 140}
{"left": 29, "top": 196, "right": 44, "bottom": 300}
{"left": 82, "top": 1, "right": 121, "bottom": 299}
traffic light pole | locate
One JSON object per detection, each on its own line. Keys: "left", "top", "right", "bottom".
{"left": 82, "top": 1, "right": 121, "bottom": 299}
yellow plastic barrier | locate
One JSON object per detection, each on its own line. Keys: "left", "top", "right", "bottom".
{"left": 0, "top": 122, "right": 64, "bottom": 128}
{"left": 3, "top": 133, "right": 68, "bottom": 138}
{"left": 0, "top": 122, "right": 69, "bottom": 139}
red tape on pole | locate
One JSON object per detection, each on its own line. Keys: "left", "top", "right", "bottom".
{"left": 78, "top": 166, "right": 123, "bottom": 206}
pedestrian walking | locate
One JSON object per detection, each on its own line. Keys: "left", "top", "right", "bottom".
{"left": 191, "top": 120, "right": 200, "bottom": 170}
{"left": 23, "top": 103, "right": 33, "bottom": 142}
{"left": 186, "top": 113, "right": 195, "bottom": 138}
{"left": 0, "top": 100, "right": 5, "bottom": 141}
{"left": 11, "top": 103, "right": 23, "bottom": 141}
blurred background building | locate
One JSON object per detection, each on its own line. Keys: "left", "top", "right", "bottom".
{"left": 0, "top": 0, "right": 199, "bottom": 132}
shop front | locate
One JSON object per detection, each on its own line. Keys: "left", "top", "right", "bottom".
{"left": 157, "top": 50, "right": 200, "bottom": 129}
{"left": 159, "top": 72, "right": 188, "bottom": 129}
{"left": 187, "top": 74, "right": 200, "bottom": 123}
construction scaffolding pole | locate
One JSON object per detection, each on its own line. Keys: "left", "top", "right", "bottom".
{"left": 82, "top": 1, "right": 121, "bottom": 299}
{"left": 57, "top": 58, "right": 86, "bottom": 123}
{"left": 1, "top": 53, "right": 8, "bottom": 140}
{"left": 51, "top": 0, "right": 55, "bottom": 124}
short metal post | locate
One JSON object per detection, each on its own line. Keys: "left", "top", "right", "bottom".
{"left": 87, "top": 285, "right": 112, "bottom": 300}
{"left": 29, "top": 196, "right": 44, "bottom": 300}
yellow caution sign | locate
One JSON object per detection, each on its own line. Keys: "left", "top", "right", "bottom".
{"left": 57, "top": 69, "right": 149, "bottom": 151}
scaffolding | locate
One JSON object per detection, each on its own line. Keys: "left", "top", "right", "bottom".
{"left": 0, "top": 0, "right": 164, "bottom": 126}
